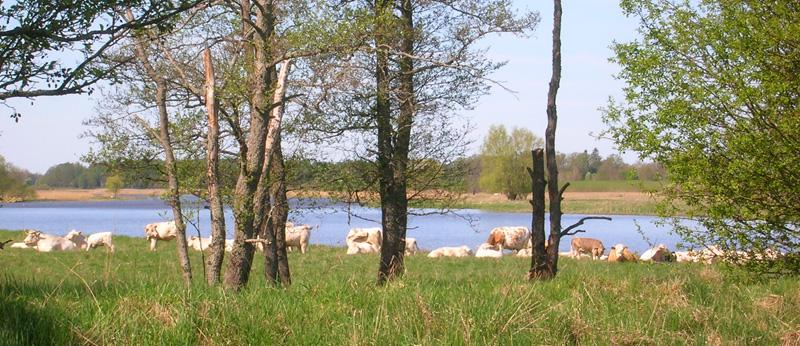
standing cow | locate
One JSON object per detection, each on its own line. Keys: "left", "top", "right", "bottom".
{"left": 286, "top": 224, "right": 312, "bottom": 254}
{"left": 144, "top": 221, "right": 178, "bottom": 251}
{"left": 486, "top": 226, "right": 531, "bottom": 253}
{"left": 570, "top": 237, "right": 605, "bottom": 260}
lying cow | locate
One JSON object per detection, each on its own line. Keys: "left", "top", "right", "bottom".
{"left": 286, "top": 224, "right": 312, "bottom": 254}
{"left": 65, "top": 230, "right": 88, "bottom": 249}
{"left": 475, "top": 243, "right": 503, "bottom": 258}
{"left": 24, "top": 230, "right": 77, "bottom": 252}
{"left": 347, "top": 241, "right": 379, "bottom": 255}
{"left": 486, "top": 226, "right": 530, "bottom": 253}
{"left": 608, "top": 243, "right": 637, "bottom": 262}
{"left": 144, "top": 221, "right": 178, "bottom": 251}
{"left": 9, "top": 242, "right": 33, "bottom": 249}
{"left": 640, "top": 244, "right": 670, "bottom": 262}
{"left": 188, "top": 236, "right": 212, "bottom": 251}
{"left": 405, "top": 238, "right": 419, "bottom": 256}
{"left": 345, "top": 227, "right": 382, "bottom": 255}
{"left": 427, "top": 246, "right": 473, "bottom": 258}
{"left": 570, "top": 237, "right": 605, "bottom": 260}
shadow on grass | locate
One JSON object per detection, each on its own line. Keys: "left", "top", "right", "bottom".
{"left": 0, "top": 277, "right": 83, "bottom": 345}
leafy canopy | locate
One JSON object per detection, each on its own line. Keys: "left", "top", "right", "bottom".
{"left": 603, "top": 0, "right": 800, "bottom": 275}
{"left": 479, "top": 124, "right": 542, "bottom": 200}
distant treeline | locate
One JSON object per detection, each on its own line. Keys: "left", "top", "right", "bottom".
{"left": 0, "top": 149, "right": 664, "bottom": 200}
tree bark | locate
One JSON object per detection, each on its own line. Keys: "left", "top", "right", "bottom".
{"left": 527, "top": 149, "right": 552, "bottom": 279}
{"left": 543, "top": 0, "right": 563, "bottom": 277}
{"left": 376, "top": 0, "right": 414, "bottom": 285}
{"left": 203, "top": 46, "right": 226, "bottom": 286}
{"left": 224, "top": 0, "right": 275, "bottom": 290}
{"left": 268, "top": 137, "right": 291, "bottom": 286}
{"left": 126, "top": 9, "right": 192, "bottom": 285}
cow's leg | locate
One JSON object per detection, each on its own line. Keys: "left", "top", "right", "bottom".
{"left": 150, "top": 238, "right": 157, "bottom": 251}
{"left": 301, "top": 242, "right": 307, "bottom": 254}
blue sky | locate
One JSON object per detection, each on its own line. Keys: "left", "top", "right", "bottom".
{"left": 0, "top": 0, "right": 640, "bottom": 174}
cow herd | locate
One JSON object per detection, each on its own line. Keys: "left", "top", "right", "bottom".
{"left": 7, "top": 222, "right": 771, "bottom": 266}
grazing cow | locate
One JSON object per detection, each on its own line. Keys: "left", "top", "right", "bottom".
{"left": 486, "top": 226, "right": 531, "bottom": 252}
{"left": 405, "top": 238, "right": 419, "bottom": 256}
{"left": 427, "top": 246, "right": 473, "bottom": 258}
{"left": 608, "top": 243, "right": 637, "bottom": 262}
{"left": 570, "top": 237, "right": 605, "bottom": 260}
{"left": 85, "top": 232, "right": 115, "bottom": 252}
{"left": 188, "top": 236, "right": 212, "bottom": 251}
{"left": 347, "top": 241, "right": 379, "bottom": 255}
{"left": 144, "top": 221, "right": 178, "bottom": 251}
{"left": 640, "top": 244, "right": 670, "bottom": 262}
{"left": 23, "top": 231, "right": 77, "bottom": 252}
{"left": 475, "top": 243, "right": 503, "bottom": 258}
{"left": 286, "top": 224, "right": 312, "bottom": 254}
{"left": 345, "top": 228, "right": 382, "bottom": 250}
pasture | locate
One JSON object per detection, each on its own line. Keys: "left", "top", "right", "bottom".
{"left": 0, "top": 230, "right": 797, "bottom": 345}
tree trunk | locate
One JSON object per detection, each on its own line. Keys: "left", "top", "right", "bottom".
{"left": 527, "top": 149, "right": 552, "bottom": 280}
{"left": 224, "top": 0, "right": 275, "bottom": 290}
{"left": 543, "top": 0, "right": 563, "bottom": 276}
{"left": 269, "top": 138, "right": 291, "bottom": 286}
{"left": 126, "top": 9, "right": 191, "bottom": 285}
{"left": 376, "top": 0, "right": 414, "bottom": 285}
{"left": 203, "top": 46, "right": 226, "bottom": 286}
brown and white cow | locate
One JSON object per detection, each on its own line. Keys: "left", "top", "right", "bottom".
{"left": 570, "top": 237, "right": 605, "bottom": 260}
{"left": 144, "top": 221, "right": 178, "bottom": 251}
{"left": 608, "top": 243, "right": 637, "bottom": 262}
{"left": 486, "top": 226, "right": 531, "bottom": 253}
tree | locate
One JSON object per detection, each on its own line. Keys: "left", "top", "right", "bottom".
{"left": 0, "top": 0, "right": 201, "bottom": 109}
{"left": 105, "top": 175, "right": 124, "bottom": 197}
{"left": 0, "top": 155, "right": 34, "bottom": 202}
{"left": 528, "top": 0, "right": 610, "bottom": 280}
{"left": 603, "top": 0, "right": 800, "bottom": 274}
{"left": 479, "top": 125, "right": 543, "bottom": 200}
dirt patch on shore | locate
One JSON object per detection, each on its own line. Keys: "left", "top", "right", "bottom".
{"left": 34, "top": 188, "right": 164, "bottom": 201}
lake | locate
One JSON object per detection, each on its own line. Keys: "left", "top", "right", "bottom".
{"left": 0, "top": 198, "right": 690, "bottom": 253}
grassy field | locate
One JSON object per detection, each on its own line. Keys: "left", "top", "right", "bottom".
{"left": 1, "top": 230, "right": 797, "bottom": 345}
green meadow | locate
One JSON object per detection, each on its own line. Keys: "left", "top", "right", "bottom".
{"left": 1, "top": 230, "right": 797, "bottom": 345}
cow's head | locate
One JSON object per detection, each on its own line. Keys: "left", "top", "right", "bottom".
{"left": 611, "top": 243, "right": 626, "bottom": 257}
{"left": 23, "top": 231, "right": 42, "bottom": 246}
{"left": 65, "top": 230, "right": 83, "bottom": 241}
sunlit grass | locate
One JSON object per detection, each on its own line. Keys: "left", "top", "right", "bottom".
{"left": 1, "top": 229, "right": 796, "bottom": 344}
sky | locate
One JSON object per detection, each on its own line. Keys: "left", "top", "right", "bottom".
{"left": 0, "top": 0, "right": 641, "bottom": 174}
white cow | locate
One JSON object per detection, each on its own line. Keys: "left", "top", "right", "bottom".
{"left": 286, "top": 224, "right": 312, "bottom": 254}
{"left": 405, "top": 238, "right": 419, "bottom": 256}
{"left": 640, "top": 244, "right": 670, "bottom": 262}
{"left": 144, "top": 221, "right": 178, "bottom": 251}
{"left": 9, "top": 242, "right": 32, "bottom": 249}
{"left": 64, "top": 230, "right": 88, "bottom": 249}
{"left": 85, "top": 232, "right": 115, "bottom": 252}
{"left": 188, "top": 236, "right": 212, "bottom": 251}
{"left": 347, "top": 241, "right": 379, "bottom": 255}
{"left": 486, "top": 226, "right": 531, "bottom": 252}
{"left": 24, "top": 231, "right": 77, "bottom": 252}
{"left": 345, "top": 228, "right": 383, "bottom": 250}
{"left": 427, "top": 246, "right": 473, "bottom": 258}
{"left": 516, "top": 248, "right": 532, "bottom": 257}
{"left": 475, "top": 243, "right": 503, "bottom": 258}
{"left": 225, "top": 239, "right": 234, "bottom": 252}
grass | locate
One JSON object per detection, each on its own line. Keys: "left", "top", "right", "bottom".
{"left": 1, "top": 230, "right": 797, "bottom": 345}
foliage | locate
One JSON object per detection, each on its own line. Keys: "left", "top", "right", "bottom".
{"left": 0, "top": 0, "right": 201, "bottom": 109}
{"left": 0, "top": 155, "right": 34, "bottom": 201}
{"left": 0, "top": 230, "right": 797, "bottom": 344}
{"left": 479, "top": 125, "right": 543, "bottom": 200}
{"left": 604, "top": 0, "right": 800, "bottom": 275}
{"left": 104, "top": 174, "right": 124, "bottom": 197}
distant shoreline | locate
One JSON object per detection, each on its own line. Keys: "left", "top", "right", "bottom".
{"left": 24, "top": 187, "right": 664, "bottom": 216}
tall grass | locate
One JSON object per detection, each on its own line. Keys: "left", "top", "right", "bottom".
{"left": 1, "top": 230, "right": 797, "bottom": 345}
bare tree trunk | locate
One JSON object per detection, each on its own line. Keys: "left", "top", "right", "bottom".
{"left": 126, "top": 9, "right": 192, "bottom": 285}
{"left": 224, "top": 0, "right": 275, "bottom": 290}
{"left": 203, "top": 46, "right": 226, "bottom": 286}
{"left": 527, "top": 149, "right": 552, "bottom": 279}
{"left": 543, "top": 0, "right": 564, "bottom": 275}
{"left": 268, "top": 137, "right": 291, "bottom": 286}
{"left": 376, "top": 0, "right": 414, "bottom": 284}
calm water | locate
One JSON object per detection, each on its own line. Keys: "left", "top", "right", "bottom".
{"left": 0, "top": 198, "right": 689, "bottom": 253}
